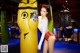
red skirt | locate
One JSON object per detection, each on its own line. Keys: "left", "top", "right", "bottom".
{"left": 45, "top": 31, "right": 55, "bottom": 41}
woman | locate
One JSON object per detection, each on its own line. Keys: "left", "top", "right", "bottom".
{"left": 38, "top": 5, "right": 55, "bottom": 53}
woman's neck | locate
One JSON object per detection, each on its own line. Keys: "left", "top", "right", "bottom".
{"left": 41, "top": 16, "right": 46, "bottom": 19}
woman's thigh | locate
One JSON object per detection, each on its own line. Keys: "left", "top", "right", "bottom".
{"left": 43, "top": 40, "right": 48, "bottom": 53}
{"left": 48, "top": 36, "right": 55, "bottom": 53}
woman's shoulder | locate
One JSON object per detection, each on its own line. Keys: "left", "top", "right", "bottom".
{"left": 45, "top": 17, "right": 48, "bottom": 22}
{"left": 38, "top": 16, "right": 42, "bottom": 21}
{"left": 38, "top": 16, "right": 41, "bottom": 18}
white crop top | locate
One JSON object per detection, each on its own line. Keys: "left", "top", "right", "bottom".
{"left": 38, "top": 16, "right": 48, "bottom": 32}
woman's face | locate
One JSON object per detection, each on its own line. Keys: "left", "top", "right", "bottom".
{"left": 40, "top": 7, "right": 48, "bottom": 17}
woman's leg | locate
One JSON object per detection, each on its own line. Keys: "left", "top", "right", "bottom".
{"left": 43, "top": 40, "right": 48, "bottom": 53}
{"left": 48, "top": 36, "right": 55, "bottom": 53}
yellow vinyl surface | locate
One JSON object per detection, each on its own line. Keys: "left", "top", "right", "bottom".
{"left": 17, "top": 0, "right": 38, "bottom": 53}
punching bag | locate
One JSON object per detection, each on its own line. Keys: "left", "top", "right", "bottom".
{"left": 48, "top": 5, "right": 54, "bottom": 32}
{"left": 1, "top": 11, "right": 8, "bottom": 44}
{"left": 59, "top": 12, "right": 71, "bottom": 27}
{"left": 17, "top": 0, "right": 38, "bottom": 53}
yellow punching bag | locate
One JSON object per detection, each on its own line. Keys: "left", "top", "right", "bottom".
{"left": 17, "top": 0, "right": 38, "bottom": 53}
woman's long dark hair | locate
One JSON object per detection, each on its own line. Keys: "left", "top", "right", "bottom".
{"left": 41, "top": 5, "right": 51, "bottom": 23}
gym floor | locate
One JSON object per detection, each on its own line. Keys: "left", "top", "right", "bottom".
{"left": 8, "top": 38, "right": 80, "bottom": 53}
